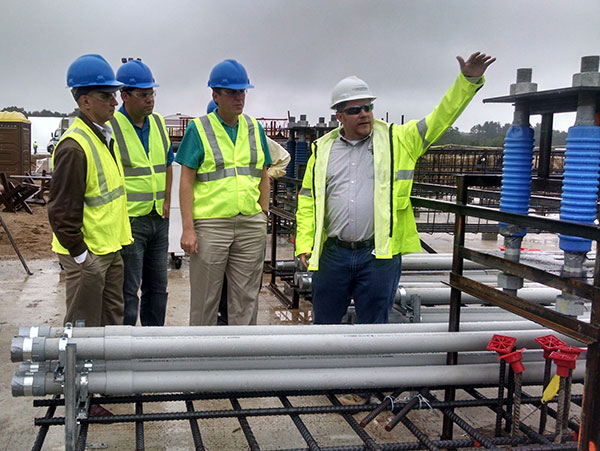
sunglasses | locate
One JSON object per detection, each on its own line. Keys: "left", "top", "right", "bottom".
{"left": 342, "top": 103, "right": 374, "bottom": 115}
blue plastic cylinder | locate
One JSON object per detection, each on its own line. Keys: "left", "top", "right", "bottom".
{"left": 294, "top": 141, "right": 308, "bottom": 178}
{"left": 499, "top": 126, "right": 535, "bottom": 237}
{"left": 285, "top": 139, "right": 296, "bottom": 178}
{"left": 559, "top": 125, "right": 600, "bottom": 253}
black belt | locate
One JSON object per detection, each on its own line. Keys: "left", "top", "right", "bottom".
{"left": 146, "top": 209, "right": 159, "bottom": 217}
{"left": 331, "top": 237, "right": 374, "bottom": 250}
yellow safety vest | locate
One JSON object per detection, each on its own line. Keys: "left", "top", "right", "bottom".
{"left": 110, "top": 112, "right": 169, "bottom": 216}
{"left": 192, "top": 112, "right": 265, "bottom": 218}
{"left": 296, "top": 73, "right": 484, "bottom": 270}
{"left": 51, "top": 117, "right": 133, "bottom": 255}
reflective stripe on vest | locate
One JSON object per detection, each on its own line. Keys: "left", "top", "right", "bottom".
{"left": 416, "top": 118, "right": 430, "bottom": 149}
{"left": 195, "top": 114, "right": 260, "bottom": 182}
{"left": 196, "top": 166, "right": 262, "bottom": 182}
{"left": 65, "top": 128, "right": 126, "bottom": 207}
{"left": 127, "top": 191, "right": 166, "bottom": 202}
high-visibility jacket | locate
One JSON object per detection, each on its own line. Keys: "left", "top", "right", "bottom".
{"left": 51, "top": 117, "right": 132, "bottom": 255}
{"left": 296, "top": 73, "right": 484, "bottom": 270}
{"left": 192, "top": 112, "right": 265, "bottom": 218}
{"left": 110, "top": 112, "right": 170, "bottom": 216}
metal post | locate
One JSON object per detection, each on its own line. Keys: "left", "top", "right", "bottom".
{"left": 270, "top": 179, "right": 278, "bottom": 286}
{"left": 135, "top": 401, "right": 144, "bottom": 450}
{"left": 495, "top": 360, "right": 506, "bottom": 436}
{"left": 554, "top": 375, "right": 566, "bottom": 444}
{"left": 537, "top": 113, "right": 553, "bottom": 180}
{"left": 539, "top": 358, "right": 552, "bottom": 434}
{"left": 578, "top": 244, "right": 600, "bottom": 450}
{"left": 64, "top": 342, "right": 78, "bottom": 451}
{"left": 442, "top": 174, "right": 468, "bottom": 440}
{"left": 562, "top": 369, "right": 573, "bottom": 440}
{"left": 512, "top": 372, "right": 522, "bottom": 437}
{"left": 505, "top": 367, "right": 515, "bottom": 434}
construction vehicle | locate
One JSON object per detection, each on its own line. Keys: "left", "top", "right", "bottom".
{"left": 46, "top": 116, "right": 75, "bottom": 154}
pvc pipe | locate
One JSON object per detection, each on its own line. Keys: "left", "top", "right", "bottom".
{"left": 400, "top": 254, "right": 485, "bottom": 271}
{"left": 14, "top": 362, "right": 585, "bottom": 396}
{"left": 12, "top": 329, "right": 582, "bottom": 362}
{"left": 17, "top": 320, "right": 550, "bottom": 339}
{"left": 418, "top": 312, "right": 527, "bottom": 323}
{"left": 17, "top": 349, "right": 551, "bottom": 373}
{"left": 399, "top": 287, "right": 560, "bottom": 306}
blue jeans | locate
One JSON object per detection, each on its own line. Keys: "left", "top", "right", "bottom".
{"left": 311, "top": 239, "right": 402, "bottom": 324}
{"left": 121, "top": 214, "right": 169, "bottom": 326}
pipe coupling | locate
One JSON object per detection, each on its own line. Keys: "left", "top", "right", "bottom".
{"left": 10, "top": 337, "right": 46, "bottom": 362}
{"left": 11, "top": 371, "right": 47, "bottom": 397}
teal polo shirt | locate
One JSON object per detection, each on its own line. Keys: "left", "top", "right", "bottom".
{"left": 175, "top": 111, "right": 271, "bottom": 170}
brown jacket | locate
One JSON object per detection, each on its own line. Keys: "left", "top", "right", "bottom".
{"left": 47, "top": 113, "right": 119, "bottom": 257}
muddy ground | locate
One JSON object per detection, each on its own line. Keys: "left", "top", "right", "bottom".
{"left": 0, "top": 204, "right": 55, "bottom": 260}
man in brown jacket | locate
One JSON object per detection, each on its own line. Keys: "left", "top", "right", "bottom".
{"left": 48, "top": 54, "right": 132, "bottom": 328}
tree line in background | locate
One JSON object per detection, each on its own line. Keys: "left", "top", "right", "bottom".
{"left": 437, "top": 120, "right": 568, "bottom": 147}
{"left": 2, "top": 106, "right": 568, "bottom": 147}
{"left": 2, "top": 105, "right": 78, "bottom": 118}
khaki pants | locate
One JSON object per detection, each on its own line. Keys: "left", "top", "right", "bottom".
{"left": 58, "top": 251, "right": 124, "bottom": 327}
{"left": 189, "top": 213, "right": 267, "bottom": 326}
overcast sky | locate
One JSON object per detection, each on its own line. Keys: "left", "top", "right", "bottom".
{"left": 2, "top": 0, "right": 599, "bottom": 132}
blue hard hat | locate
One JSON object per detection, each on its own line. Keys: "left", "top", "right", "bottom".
{"left": 206, "top": 99, "right": 218, "bottom": 114}
{"left": 117, "top": 60, "right": 159, "bottom": 89}
{"left": 66, "top": 54, "right": 122, "bottom": 88}
{"left": 208, "top": 59, "right": 254, "bottom": 90}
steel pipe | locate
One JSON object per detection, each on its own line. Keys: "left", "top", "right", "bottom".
{"left": 12, "top": 330, "right": 583, "bottom": 362}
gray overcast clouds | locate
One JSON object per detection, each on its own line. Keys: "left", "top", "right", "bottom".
{"left": 2, "top": 0, "right": 599, "bottom": 131}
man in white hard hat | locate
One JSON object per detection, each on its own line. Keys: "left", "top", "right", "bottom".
{"left": 296, "top": 52, "right": 495, "bottom": 325}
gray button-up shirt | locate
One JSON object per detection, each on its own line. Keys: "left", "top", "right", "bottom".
{"left": 324, "top": 132, "right": 374, "bottom": 242}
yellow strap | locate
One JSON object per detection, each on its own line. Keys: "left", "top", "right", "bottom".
{"left": 541, "top": 374, "right": 560, "bottom": 403}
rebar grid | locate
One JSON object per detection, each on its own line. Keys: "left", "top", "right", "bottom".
{"left": 29, "top": 387, "right": 580, "bottom": 450}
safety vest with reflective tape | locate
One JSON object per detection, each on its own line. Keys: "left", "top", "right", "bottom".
{"left": 110, "top": 112, "right": 169, "bottom": 216}
{"left": 192, "top": 112, "right": 265, "bottom": 218}
{"left": 51, "top": 117, "right": 133, "bottom": 255}
{"left": 295, "top": 73, "right": 484, "bottom": 270}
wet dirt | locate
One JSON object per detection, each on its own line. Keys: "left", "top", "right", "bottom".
{"left": 0, "top": 204, "right": 55, "bottom": 260}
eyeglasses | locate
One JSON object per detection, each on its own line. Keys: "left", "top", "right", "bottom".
{"left": 87, "top": 91, "right": 117, "bottom": 102}
{"left": 220, "top": 89, "right": 247, "bottom": 97}
{"left": 129, "top": 90, "right": 156, "bottom": 100}
{"left": 342, "top": 103, "right": 374, "bottom": 115}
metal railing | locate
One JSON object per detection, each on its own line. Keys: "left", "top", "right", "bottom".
{"left": 412, "top": 174, "right": 600, "bottom": 448}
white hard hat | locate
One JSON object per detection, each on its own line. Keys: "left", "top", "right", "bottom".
{"left": 330, "top": 75, "right": 376, "bottom": 109}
